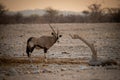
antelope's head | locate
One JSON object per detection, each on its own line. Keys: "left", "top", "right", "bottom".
{"left": 49, "top": 24, "right": 62, "bottom": 41}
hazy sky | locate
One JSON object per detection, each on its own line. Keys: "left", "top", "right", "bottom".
{"left": 0, "top": 0, "right": 120, "bottom": 12}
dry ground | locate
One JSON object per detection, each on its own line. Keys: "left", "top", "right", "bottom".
{"left": 0, "top": 23, "right": 120, "bottom": 80}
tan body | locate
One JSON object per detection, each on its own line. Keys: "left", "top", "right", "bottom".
{"left": 32, "top": 36, "right": 57, "bottom": 49}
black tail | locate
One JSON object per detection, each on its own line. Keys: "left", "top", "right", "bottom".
{"left": 26, "top": 46, "right": 30, "bottom": 57}
{"left": 26, "top": 37, "right": 35, "bottom": 57}
{"left": 26, "top": 37, "right": 33, "bottom": 57}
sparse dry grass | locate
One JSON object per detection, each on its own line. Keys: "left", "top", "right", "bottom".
{"left": 0, "top": 23, "right": 120, "bottom": 80}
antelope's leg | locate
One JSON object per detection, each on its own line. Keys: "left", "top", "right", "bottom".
{"left": 44, "top": 53, "right": 48, "bottom": 63}
{"left": 44, "top": 48, "right": 47, "bottom": 58}
{"left": 44, "top": 53, "right": 46, "bottom": 59}
{"left": 44, "top": 48, "right": 48, "bottom": 62}
{"left": 28, "top": 53, "right": 33, "bottom": 63}
{"left": 28, "top": 53, "right": 36, "bottom": 67}
{"left": 28, "top": 46, "right": 35, "bottom": 63}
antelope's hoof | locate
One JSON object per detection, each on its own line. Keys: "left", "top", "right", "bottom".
{"left": 44, "top": 59, "right": 48, "bottom": 63}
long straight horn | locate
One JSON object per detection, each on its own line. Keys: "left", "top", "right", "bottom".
{"left": 57, "top": 28, "right": 59, "bottom": 36}
{"left": 48, "top": 24, "right": 56, "bottom": 35}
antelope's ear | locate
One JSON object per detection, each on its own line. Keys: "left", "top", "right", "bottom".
{"left": 51, "top": 32, "right": 54, "bottom": 35}
{"left": 59, "top": 35, "right": 62, "bottom": 37}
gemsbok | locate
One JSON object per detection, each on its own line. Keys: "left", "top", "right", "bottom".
{"left": 26, "top": 24, "right": 62, "bottom": 62}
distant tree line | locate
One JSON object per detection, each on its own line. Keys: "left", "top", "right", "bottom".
{"left": 0, "top": 3, "right": 120, "bottom": 24}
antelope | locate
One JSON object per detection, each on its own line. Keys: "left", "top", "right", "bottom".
{"left": 26, "top": 24, "right": 62, "bottom": 61}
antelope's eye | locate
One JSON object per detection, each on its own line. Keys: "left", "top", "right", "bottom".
{"left": 51, "top": 32, "right": 54, "bottom": 35}
{"left": 59, "top": 35, "right": 62, "bottom": 37}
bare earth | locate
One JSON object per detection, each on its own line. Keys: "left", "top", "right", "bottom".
{"left": 0, "top": 23, "right": 120, "bottom": 80}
